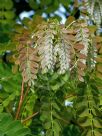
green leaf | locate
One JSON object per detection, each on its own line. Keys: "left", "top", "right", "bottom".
{"left": 52, "top": 110, "right": 61, "bottom": 119}
{"left": 77, "top": 106, "right": 89, "bottom": 117}
{"left": 44, "top": 121, "right": 51, "bottom": 129}
{"left": 53, "top": 119, "right": 61, "bottom": 135}
{"left": 0, "top": 113, "right": 31, "bottom": 136}
{"left": 94, "top": 129, "right": 102, "bottom": 136}
{"left": 0, "top": 105, "right": 3, "bottom": 113}
{"left": 4, "top": 11, "right": 15, "bottom": 19}
{"left": 46, "top": 129, "right": 53, "bottom": 136}
{"left": 51, "top": 84, "right": 60, "bottom": 91}
{"left": 52, "top": 102, "right": 60, "bottom": 111}
{"left": 40, "top": 0, "right": 52, "bottom": 6}
{"left": 29, "top": 0, "right": 39, "bottom": 10}
{"left": 62, "top": 73, "right": 69, "bottom": 82}
{"left": 5, "top": 0, "right": 13, "bottom": 10}
{"left": 93, "top": 118, "right": 102, "bottom": 128}
{"left": 78, "top": 117, "right": 91, "bottom": 127}
{"left": 60, "top": 0, "right": 70, "bottom": 6}
{"left": 40, "top": 111, "right": 50, "bottom": 122}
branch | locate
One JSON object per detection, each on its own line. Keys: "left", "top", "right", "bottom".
{"left": 21, "top": 112, "right": 39, "bottom": 123}
{"left": 15, "top": 80, "right": 24, "bottom": 119}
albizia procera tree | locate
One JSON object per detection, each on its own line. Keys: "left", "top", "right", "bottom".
{"left": 0, "top": 0, "right": 102, "bottom": 136}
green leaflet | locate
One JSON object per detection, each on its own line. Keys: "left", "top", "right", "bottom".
{"left": 45, "top": 120, "right": 61, "bottom": 136}
{"left": 93, "top": 117, "right": 102, "bottom": 128}
{"left": 21, "top": 91, "right": 37, "bottom": 126}
{"left": 0, "top": 0, "right": 15, "bottom": 24}
{"left": 63, "top": 124, "right": 81, "bottom": 136}
{"left": 29, "top": 0, "right": 39, "bottom": 10}
{"left": 82, "top": 129, "right": 102, "bottom": 136}
{"left": 0, "top": 113, "right": 32, "bottom": 136}
{"left": 37, "top": 75, "right": 62, "bottom": 136}
{"left": 75, "top": 81, "right": 102, "bottom": 135}
{"left": 77, "top": 116, "right": 91, "bottom": 127}
{"left": 51, "top": 84, "right": 60, "bottom": 91}
{"left": 53, "top": 119, "right": 62, "bottom": 135}
{"left": 0, "top": 63, "right": 21, "bottom": 111}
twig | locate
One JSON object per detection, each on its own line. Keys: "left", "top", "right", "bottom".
{"left": 69, "top": 59, "right": 79, "bottom": 71}
{"left": 15, "top": 80, "right": 24, "bottom": 119}
{"left": 66, "top": 20, "right": 76, "bottom": 29}
{"left": 21, "top": 112, "right": 39, "bottom": 123}
{"left": 23, "top": 85, "right": 30, "bottom": 101}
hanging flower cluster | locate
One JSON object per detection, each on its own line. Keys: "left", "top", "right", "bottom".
{"left": 14, "top": 19, "right": 101, "bottom": 86}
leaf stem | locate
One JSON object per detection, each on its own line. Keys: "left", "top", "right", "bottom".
{"left": 23, "top": 85, "right": 30, "bottom": 101}
{"left": 15, "top": 80, "right": 24, "bottom": 119}
{"left": 66, "top": 21, "right": 76, "bottom": 29}
{"left": 21, "top": 112, "right": 39, "bottom": 123}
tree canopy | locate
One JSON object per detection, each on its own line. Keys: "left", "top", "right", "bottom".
{"left": 0, "top": 0, "right": 102, "bottom": 136}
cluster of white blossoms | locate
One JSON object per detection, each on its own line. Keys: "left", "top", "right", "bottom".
{"left": 38, "top": 32, "right": 54, "bottom": 73}
{"left": 84, "top": 0, "right": 102, "bottom": 28}
{"left": 75, "top": 23, "right": 89, "bottom": 65}
{"left": 35, "top": 22, "right": 71, "bottom": 74}
{"left": 54, "top": 40, "right": 70, "bottom": 74}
